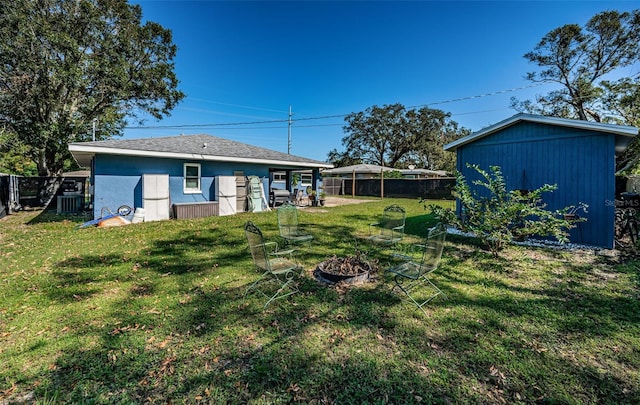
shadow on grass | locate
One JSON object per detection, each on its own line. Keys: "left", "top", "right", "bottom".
{"left": 22, "top": 201, "right": 640, "bottom": 404}
{"left": 43, "top": 265, "right": 449, "bottom": 403}
{"left": 404, "top": 212, "right": 439, "bottom": 237}
{"left": 26, "top": 209, "right": 92, "bottom": 225}
{"left": 143, "top": 227, "right": 247, "bottom": 275}
{"left": 439, "top": 249, "right": 640, "bottom": 337}
{"left": 52, "top": 253, "right": 137, "bottom": 302}
{"left": 37, "top": 241, "right": 640, "bottom": 403}
{"left": 44, "top": 280, "right": 246, "bottom": 403}
{"left": 382, "top": 258, "right": 640, "bottom": 403}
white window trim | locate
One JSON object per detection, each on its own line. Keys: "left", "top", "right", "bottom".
{"left": 183, "top": 163, "right": 201, "bottom": 194}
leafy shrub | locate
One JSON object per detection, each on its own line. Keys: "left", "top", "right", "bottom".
{"left": 427, "top": 164, "right": 584, "bottom": 256}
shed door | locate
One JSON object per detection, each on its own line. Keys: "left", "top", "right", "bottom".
{"left": 142, "top": 174, "right": 170, "bottom": 221}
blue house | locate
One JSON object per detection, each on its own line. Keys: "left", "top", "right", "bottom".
{"left": 444, "top": 113, "right": 638, "bottom": 249}
{"left": 69, "top": 134, "right": 332, "bottom": 221}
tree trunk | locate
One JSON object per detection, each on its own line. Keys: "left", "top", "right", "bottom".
{"left": 37, "top": 150, "right": 50, "bottom": 177}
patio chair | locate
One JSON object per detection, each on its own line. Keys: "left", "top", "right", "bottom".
{"left": 277, "top": 202, "right": 314, "bottom": 245}
{"left": 244, "top": 221, "right": 303, "bottom": 308}
{"left": 386, "top": 222, "right": 447, "bottom": 315}
{"left": 368, "top": 204, "right": 406, "bottom": 245}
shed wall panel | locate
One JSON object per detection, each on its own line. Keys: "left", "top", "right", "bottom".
{"left": 456, "top": 121, "right": 615, "bottom": 248}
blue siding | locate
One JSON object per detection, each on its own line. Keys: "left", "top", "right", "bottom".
{"left": 92, "top": 155, "right": 270, "bottom": 218}
{"left": 456, "top": 121, "right": 616, "bottom": 248}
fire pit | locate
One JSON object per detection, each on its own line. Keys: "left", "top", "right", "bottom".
{"left": 314, "top": 254, "right": 377, "bottom": 285}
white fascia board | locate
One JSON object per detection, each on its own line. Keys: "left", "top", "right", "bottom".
{"left": 68, "top": 144, "right": 333, "bottom": 169}
{"left": 525, "top": 115, "right": 638, "bottom": 136}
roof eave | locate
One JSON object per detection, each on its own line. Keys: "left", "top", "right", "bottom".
{"left": 68, "top": 145, "right": 333, "bottom": 169}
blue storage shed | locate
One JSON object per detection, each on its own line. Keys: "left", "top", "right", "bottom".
{"left": 69, "top": 134, "right": 332, "bottom": 221}
{"left": 444, "top": 113, "right": 638, "bottom": 249}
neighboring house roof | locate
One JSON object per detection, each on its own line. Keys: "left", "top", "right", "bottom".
{"left": 399, "top": 168, "right": 449, "bottom": 177}
{"left": 322, "top": 164, "right": 448, "bottom": 177}
{"left": 69, "top": 134, "right": 334, "bottom": 169}
{"left": 322, "top": 164, "right": 396, "bottom": 175}
{"left": 444, "top": 113, "right": 638, "bottom": 152}
{"left": 63, "top": 170, "right": 90, "bottom": 177}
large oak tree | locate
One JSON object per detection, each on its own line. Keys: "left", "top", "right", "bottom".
{"left": 0, "top": 0, "right": 185, "bottom": 176}
{"left": 328, "top": 103, "right": 467, "bottom": 173}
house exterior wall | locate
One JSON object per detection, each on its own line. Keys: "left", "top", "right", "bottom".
{"left": 456, "top": 121, "right": 616, "bottom": 248}
{"left": 92, "top": 154, "right": 270, "bottom": 218}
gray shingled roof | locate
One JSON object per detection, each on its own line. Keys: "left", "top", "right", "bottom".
{"left": 69, "top": 134, "right": 333, "bottom": 168}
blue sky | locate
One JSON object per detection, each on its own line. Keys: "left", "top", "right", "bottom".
{"left": 126, "top": 0, "right": 640, "bottom": 163}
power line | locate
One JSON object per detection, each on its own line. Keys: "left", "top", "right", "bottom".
{"left": 124, "top": 83, "right": 547, "bottom": 130}
{"left": 409, "top": 83, "right": 546, "bottom": 109}
{"left": 126, "top": 118, "right": 290, "bottom": 129}
{"left": 122, "top": 123, "right": 347, "bottom": 131}
{"left": 185, "top": 96, "right": 317, "bottom": 119}
{"left": 186, "top": 97, "right": 289, "bottom": 114}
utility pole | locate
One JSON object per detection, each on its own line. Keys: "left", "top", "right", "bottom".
{"left": 287, "top": 105, "right": 293, "bottom": 154}
{"left": 92, "top": 118, "right": 97, "bottom": 141}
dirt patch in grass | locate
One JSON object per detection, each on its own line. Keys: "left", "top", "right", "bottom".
{"left": 321, "top": 196, "right": 375, "bottom": 207}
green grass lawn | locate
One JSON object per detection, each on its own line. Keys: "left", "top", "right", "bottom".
{"left": 1, "top": 197, "right": 639, "bottom": 404}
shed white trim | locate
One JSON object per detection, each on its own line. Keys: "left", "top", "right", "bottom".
{"left": 444, "top": 113, "right": 638, "bottom": 152}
